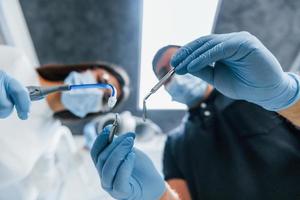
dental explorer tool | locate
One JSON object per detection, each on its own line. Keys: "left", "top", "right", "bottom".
{"left": 142, "top": 68, "right": 175, "bottom": 121}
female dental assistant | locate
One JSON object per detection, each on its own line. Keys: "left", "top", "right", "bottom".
{"left": 0, "top": 45, "right": 105, "bottom": 200}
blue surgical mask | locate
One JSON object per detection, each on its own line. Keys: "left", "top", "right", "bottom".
{"left": 165, "top": 74, "right": 208, "bottom": 107}
{"left": 61, "top": 71, "right": 104, "bottom": 118}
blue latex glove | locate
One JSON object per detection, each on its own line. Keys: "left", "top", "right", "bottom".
{"left": 0, "top": 70, "right": 30, "bottom": 119}
{"left": 171, "top": 31, "right": 300, "bottom": 111}
{"left": 90, "top": 126, "right": 166, "bottom": 200}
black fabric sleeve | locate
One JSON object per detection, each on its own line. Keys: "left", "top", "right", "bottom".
{"left": 163, "top": 136, "right": 184, "bottom": 180}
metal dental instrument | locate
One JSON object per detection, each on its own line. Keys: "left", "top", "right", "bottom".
{"left": 27, "top": 83, "right": 117, "bottom": 108}
{"left": 142, "top": 68, "right": 175, "bottom": 121}
{"left": 108, "top": 113, "right": 119, "bottom": 143}
{"left": 27, "top": 85, "right": 70, "bottom": 101}
{"left": 142, "top": 99, "right": 148, "bottom": 121}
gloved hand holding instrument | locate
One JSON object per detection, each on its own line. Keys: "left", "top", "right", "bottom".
{"left": 171, "top": 31, "right": 300, "bottom": 111}
{"left": 0, "top": 70, "right": 31, "bottom": 119}
{"left": 90, "top": 125, "right": 166, "bottom": 200}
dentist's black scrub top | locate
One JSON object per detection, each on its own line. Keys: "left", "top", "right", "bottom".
{"left": 163, "top": 90, "right": 300, "bottom": 200}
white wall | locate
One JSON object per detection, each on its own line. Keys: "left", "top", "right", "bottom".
{"left": 139, "top": 0, "right": 220, "bottom": 110}
{"left": 0, "top": 0, "right": 39, "bottom": 66}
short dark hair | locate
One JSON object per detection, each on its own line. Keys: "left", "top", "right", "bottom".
{"left": 152, "top": 45, "right": 180, "bottom": 75}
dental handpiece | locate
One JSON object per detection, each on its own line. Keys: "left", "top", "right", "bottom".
{"left": 26, "top": 83, "right": 118, "bottom": 108}
{"left": 26, "top": 85, "right": 70, "bottom": 101}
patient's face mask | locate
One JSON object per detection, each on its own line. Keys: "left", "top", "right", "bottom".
{"left": 61, "top": 71, "right": 104, "bottom": 118}
{"left": 165, "top": 74, "right": 208, "bottom": 107}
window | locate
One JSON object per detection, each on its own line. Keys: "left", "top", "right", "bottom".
{"left": 139, "top": 0, "right": 219, "bottom": 109}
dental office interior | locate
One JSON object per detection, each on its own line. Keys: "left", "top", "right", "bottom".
{"left": 0, "top": 0, "right": 300, "bottom": 199}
